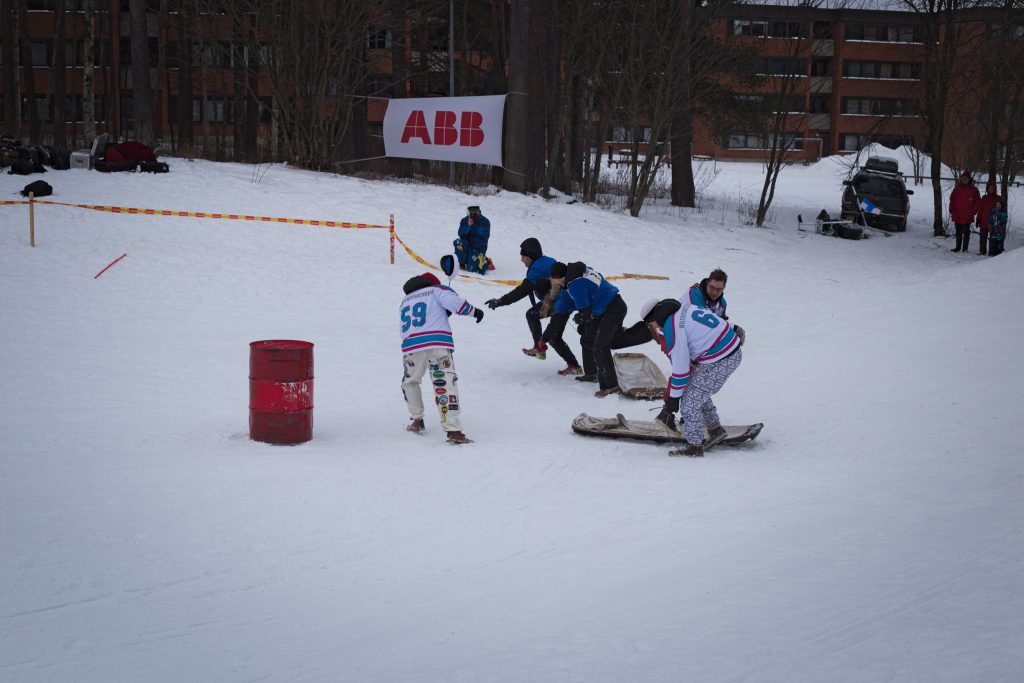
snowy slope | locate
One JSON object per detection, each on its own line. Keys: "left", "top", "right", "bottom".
{"left": 1, "top": 156, "right": 1022, "bottom": 683}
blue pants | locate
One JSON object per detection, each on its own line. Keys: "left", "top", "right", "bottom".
{"left": 454, "top": 239, "right": 489, "bottom": 274}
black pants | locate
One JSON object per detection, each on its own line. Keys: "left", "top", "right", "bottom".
{"left": 526, "top": 304, "right": 543, "bottom": 346}
{"left": 579, "top": 295, "right": 628, "bottom": 390}
{"left": 953, "top": 222, "right": 972, "bottom": 251}
{"left": 990, "top": 236, "right": 1005, "bottom": 256}
{"left": 979, "top": 229, "right": 989, "bottom": 255}
{"left": 541, "top": 313, "right": 580, "bottom": 367}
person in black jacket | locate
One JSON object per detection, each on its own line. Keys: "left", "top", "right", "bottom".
{"left": 484, "top": 237, "right": 558, "bottom": 357}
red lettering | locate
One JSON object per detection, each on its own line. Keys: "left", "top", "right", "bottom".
{"left": 401, "top": 110, "right": 431, "bottom": 144}
{"left": 434, "top": 111, "right": 458, "bottom": 145}
{"left": 460, "top": 111, "right": 484, "bottom": 147}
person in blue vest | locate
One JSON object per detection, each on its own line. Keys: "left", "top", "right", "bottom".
{"left": 485, "top": 237, "right": 556, "bottom": 356}
{"left": 565, "top": 261, "right": 628, "bottom": 397}
{"left": 453, "top": 205, "right": 492, "bottom": 274}
{"left": 684, "top": 269, "right": 728, "bottom": 319}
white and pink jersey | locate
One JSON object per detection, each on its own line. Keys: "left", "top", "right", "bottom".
{"left": 663, "top": 306, "right": 740, "bottom": 398}
{"left": 399, "top": 285, "right": 476, "bottom": 355}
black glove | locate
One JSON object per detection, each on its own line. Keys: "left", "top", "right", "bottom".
{"left": 485, "top": 298, "right": 500, "bottom": 310}
{"left": 573, "top": 310, "right": 591, "bottom": 325}
{"left": 655, "top": 400, "right": 678, "bottom": 432}
{"left": 733, "top": 324, "right": 746, "bottom": 347}
{"left": 473, "top": 309, "right": 484, "bottom": 323}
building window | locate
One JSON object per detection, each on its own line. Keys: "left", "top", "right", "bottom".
{"left": 810, "top": 95, "right": 830, "bottom": 113}
{"left": 755, "top": 57, "right": 806, "bottom": 76}
{"left": 811, "top": 58, "right": 831, "bottom": 76}
{"left": 845, "top": 23, "right": 920, "bottom": 43}
{"left": 727, "top": 132, "right": 803, "bottom": 150}
{"left": 732, "top": 18, "right": 805, "bottom": 38}
{"left": 842, "top": 97, "right": 917, "bottom": 117}
{"left": 843, "top": 60, "right": 921, "bottom": 80}
{"left": 814, "top": 21, "right": 834, "bottom": 39}
{"left": 31, "top": 41, "right": 50, "bottom": 67}
{"left": 840, "top": 133, "right": 908, "bottom": 151}
{"left": 367, "top": 28, "right": 392, "bottom": 50}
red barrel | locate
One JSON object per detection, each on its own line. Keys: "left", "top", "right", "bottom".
{"left": 249, "top": 340, "right": 314, "bottom": 444}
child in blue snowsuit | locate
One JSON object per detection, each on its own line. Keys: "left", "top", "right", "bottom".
{"left": 454, "top": 206, "right": 491, "bottom": 274}
{"left": 989, "top": 200, "right": 1007, "bottom": 256}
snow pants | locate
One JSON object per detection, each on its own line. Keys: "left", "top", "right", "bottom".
{"left": 990, "top": 235, "right": 1005, "bottom": 256}
{"left": 979, "top": 228, "right": 990, "bottom": 255}
{"left": 953, "top": 222, "right": 972, "bottom": 251}
{"left": 578, "top": 295, "right": 628, "bottom": 389}
{"left": 402, "top": 348, "right": 462, "bottom": 432}
{"left": 679, "top": 349, "right": 742, "bottom": 446}
{"left": 540, "top": 312, "right": 581, "bottom": 368}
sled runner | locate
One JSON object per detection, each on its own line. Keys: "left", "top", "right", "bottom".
{"left": 571, "top": 413, "right": 763, "bottom": 449}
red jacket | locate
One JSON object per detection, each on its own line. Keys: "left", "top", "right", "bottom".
{"left": 977, "top": 193, "right": 1000, "bottom": 229}
{"left": 949, "top": 183, "right": 981, "bottom": 224}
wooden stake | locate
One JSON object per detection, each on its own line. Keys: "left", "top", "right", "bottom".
{"left": 389, "top": 214, "right": 395, "bottom": 264}
{"left": 29, "top": 192, "right": 35, "bottom": 247}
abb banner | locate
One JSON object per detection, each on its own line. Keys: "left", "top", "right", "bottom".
{"left": 383, "top": 95, "right": 506, "bottom": 166}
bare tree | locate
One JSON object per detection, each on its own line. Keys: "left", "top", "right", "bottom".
{"left": 900, "top": 0, "right": 981, "bottom": 236}
{"left": 504, "top": 0, "right": 547, "bottom": 193}
{"left": 52, "top": 0, "right": 67, "bottom": 147}
{"left": 82, "top": 0, "right": 96, "bottom": 144}
{"left": 129, "top": 0, "right": 155, "bottom": 142}
{"left": 2, "top": 0, "right": 20, "bottom": 136}
{"left": 17, "top": 0, "right": 41, "bottom": 142}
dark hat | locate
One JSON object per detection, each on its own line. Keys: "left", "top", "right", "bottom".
{"left": 533, "top": 278, "right": 552, "bottom": 298}
{"left": 642, "top": 299, "right": 681, "bottom": 327}
{"left": 520, "top": 237, "right": 543, "bottom": 260}
{"left": 440, "top": 254, "right": 456, "bottom": 277}
{"left": 403, "top": 272, "right": 440, "bottom": 294}
{"left": 550, "top": 261, "right": 567, "bottom": 279}
{"left": 467, "top": 205, "right": 481, "bottom": 213}
{"left": 565, "top": 261, "right": 586, "bottom": 282}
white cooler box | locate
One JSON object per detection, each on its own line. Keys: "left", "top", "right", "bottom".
{"left": 70, "top": 150, "right": 91, "bottom": 169}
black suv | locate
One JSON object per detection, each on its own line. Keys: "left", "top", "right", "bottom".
{"left": 842, "top": 156, "right": 914, "bottom": 232}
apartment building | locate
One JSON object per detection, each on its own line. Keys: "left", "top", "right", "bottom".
{"left": 695, "top": 3, "right": 1022, "bottom": 163}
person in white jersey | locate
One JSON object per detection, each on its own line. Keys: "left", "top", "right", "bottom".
{"left": 400, "top": 272, "right": 484, "bottom": 444}
{"left": 641, "top": 298, "right": 744, "bottom": 457}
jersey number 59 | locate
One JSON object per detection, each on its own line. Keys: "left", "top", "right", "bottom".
{"left": 401, "top": 302, "right": 428, "bottom": 332}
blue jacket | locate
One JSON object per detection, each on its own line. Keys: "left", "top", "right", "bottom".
{"left": 568, "top": 268, "right": 620, "bottom": 316}
{"left": 457, "top": 214, "right": 491, "bottom": 254}
{"left": 526, "top": 255, "right": 556, "bottom": 283}
{"left": 553, "top": 288, "right": 576, "bottom": 315}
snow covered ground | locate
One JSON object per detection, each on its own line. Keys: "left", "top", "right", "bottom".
{"left": 2, "top": 151, "right": 1022, "bottom": 682}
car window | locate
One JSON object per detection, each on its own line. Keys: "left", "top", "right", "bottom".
{"left": 854, "top": 175, "right": 903, "bottom": 199}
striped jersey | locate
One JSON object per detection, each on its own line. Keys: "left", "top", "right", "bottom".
{"left": 399, "top": 285, "right": 476, "bottom": 355}
{"left": 663, "top": 305, "right": 740, "bottom": 398}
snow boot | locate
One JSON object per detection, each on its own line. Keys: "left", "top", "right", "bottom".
{"left": 557, "top": 364, "right": 584, "bottom": 376}
{"left": 575, "top": 373, "right": 598, "bottom": 383}
{"left": 522, "top": 341, "right": 547, "bottom": 360}
{"left": 446, "top": 430, "right": 473, "bottom": 445}
{"left": 594, "top": 386, "right": 621, "bottom": 398}
{"left": 407, "top": 417, "right": 425, "bottom": 434}
{"left": 669, "top": 441, "right": 704, "bottom": 457}
{"left": 654, "top": 406, "right": 677, "bottom": 433}
{"left": 705, "top": 425, "right": 727, "bottom": 449}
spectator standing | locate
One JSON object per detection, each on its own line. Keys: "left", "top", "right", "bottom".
{"left": 977, "top": 183, "right": 1000, "bottom": 256}
{"left": 685, "top": 269, "right": 729, "bottom": 319}
{"left": 949, "top": 172, "right": 981, "bottom": 253}
{"left": 989, "top": 199, "right": 1008, "bottom": 256}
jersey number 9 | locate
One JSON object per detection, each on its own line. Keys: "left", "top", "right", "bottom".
{"left": 690, "top": 309, "right": 719, "bottom": 329}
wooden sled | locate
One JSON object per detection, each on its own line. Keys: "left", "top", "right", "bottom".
{"left": 571, "top": 413, "right": 763, "bottom": 447}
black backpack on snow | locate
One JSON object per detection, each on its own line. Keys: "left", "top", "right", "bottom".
{"left": 20, "top": 179, "right": 53, "bottom": 197}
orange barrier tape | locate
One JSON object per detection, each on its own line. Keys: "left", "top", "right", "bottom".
{"left": 32, "top": 199, "right": 390, "bottom": 229}
{"left": 390, "top": 228, "right": 669, "bottom": 285}
{"left": 1, "top": 200, "right": 29, "bottom": 206}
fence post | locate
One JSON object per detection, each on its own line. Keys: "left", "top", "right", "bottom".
{"left": 389, "top": 214, "right": 395, "bottom": 265}
{"left": 29, "top": 192, "right": 35, "bottom": 247}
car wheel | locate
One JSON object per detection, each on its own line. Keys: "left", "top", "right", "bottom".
{"left": 897, "top": 218, "right": 907, "bottom": 232}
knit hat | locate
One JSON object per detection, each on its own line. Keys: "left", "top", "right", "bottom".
{"left": 550, "top": 261, "right": 567, "bottom": 279}
{"left": 533, "top": 278, "right": 552, "bottom": 298}
{"left": 421, "top": 272, "right": 440, "bottom": 285}
{"left": 520, "top": 237, "right": 543, "bottom": 260}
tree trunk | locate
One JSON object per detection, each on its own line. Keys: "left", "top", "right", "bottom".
{"left": 18, "top": 0, "right": 41, "bottom": 142}
{"left": 390, "top": 0, "right": 412, "bottom": 178}
{"left": 671, "top": 0, "right": 695, "bottom": 208}
{"left": 1, "top": 0, "right": 17, "bottom": 136}
{"left": 175, "top": 4, "right": 192, "bottom": 150}
{"left": 504, "top": 0, "right": 530, "bottom": 192}
{"left": 53, "top": 0, "right": 67, "bottom": 148}
{"left": 129, "top": 0, "right": 155, "bottom": 142}
{"left": 930, "top": 147, "right": 945, "bottom": 236}
{"left": 82, "top": 0, "right": 95, "bottom": 143}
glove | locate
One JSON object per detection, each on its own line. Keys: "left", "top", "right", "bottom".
{"left": 655, "top": 398, "right": 679, "bottom": 432}
{"left": 733, "top": 324, "right": 746, "bottom": 347}
{"left": 473, "top": 309, "right": 484, "bottom": 324}
{"left": 485, "top": 299, "right": 500, "bottom": 310}
{"left": 573, "top": 310, "right": 591, "bottom": 325}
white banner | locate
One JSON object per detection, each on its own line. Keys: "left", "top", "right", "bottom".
{"left": 383, "top": 95, "right": 506, "bottom": 166}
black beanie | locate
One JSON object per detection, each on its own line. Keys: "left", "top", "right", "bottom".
{"left": 565, "top": 261, "right": 586, "bottom": 282}
{"left": 550, "top": 261, "right": 567, "bottom": 279}
{"left": 520, "top": 237, "right": 543, "bottom": 260}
